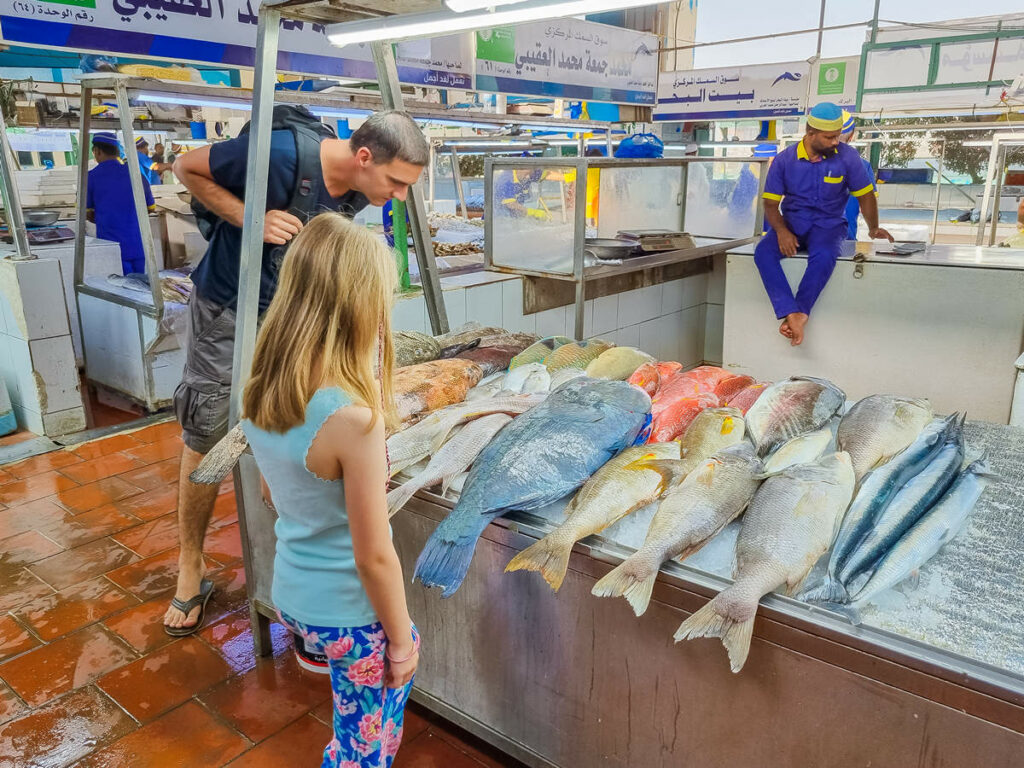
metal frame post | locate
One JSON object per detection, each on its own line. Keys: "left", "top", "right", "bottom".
{"left": 113, "top": 81, "right": 164, "bottom": 320}
{"left": 572, "top": 157, "right": 587, "bottom": 341}
{"left": 930, "top": 139, "right": 945, "bottom": 245}
{"left": 73, "top": 87, "right": 93, "bottom": 288}
{"left": 427, "top": 142, "right": 436, "bottom": 209}
{"left": 450, "top": 146, "right": 467, "bottom": 219}
{"left": 371, "top": 40, "right": 449, "bottom": 335}
{"left": 988, "top": 145, "right": 1005, "bottom": 247}
{"left": 0, "top": 105, "right": 32, "bottom": 260}
{"left": 606, "top": 129, "right": 613, "bottom": 157}
{"left": 975, "top": 137, "right": 1002, "bottom": 246}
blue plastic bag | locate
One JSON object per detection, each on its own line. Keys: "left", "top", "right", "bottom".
{"left": 614, "top": 133, "right": 664, "bottom": 159}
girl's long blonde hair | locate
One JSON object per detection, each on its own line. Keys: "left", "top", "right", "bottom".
{"left": 243, "top": 212, "right": 397, "bottom": 433}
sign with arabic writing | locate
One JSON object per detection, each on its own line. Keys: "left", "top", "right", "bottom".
{"left": 654, "top": 61, "right": 810, "bottom": 121}
{"left": 0, "top": 0, "right": 474, "bottom": 86}
{"left": 809, "top": 56, "right": 858, "bottom": 110}
{"left": 475, "top": 18, "right": 658, "bottom": 105}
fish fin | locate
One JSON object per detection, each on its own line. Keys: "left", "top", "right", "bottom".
{"left": 797, "top": 576, "right": 851, "bottom": 604}
{"left": 906, "top": 569, "right": 921, "bottom": 591}
{"left": 591, "top": 560, "right": 657, "bottom": 616}
{"left": 674, "top": 597, "right": 755, "bottom": 674}
{"left": 623, "top": 458, "right": 688, "bottom": 494}
{"left": 439, "top": 473, "right": 459, "bottom": 497}
{"left": 692, "top": 460, "right": 718, "bottom": 489}
{"left": 189, "top": 424, "right": 248, "bottom": 484}
{"left": 505, "top": 535, "right": 573, "bottom": 592}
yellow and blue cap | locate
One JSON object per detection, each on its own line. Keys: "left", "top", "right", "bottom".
{"left": 841, "top": 110, "right": 856, "bottom": 134}
{"left": 807, "top": 102, "right": 844, "bottom": 132}
{"left": 91, "top": 132, "right": 119, "bottom": 148}
{"left": 135, "top": 136, "right": 149, "bottom": 148}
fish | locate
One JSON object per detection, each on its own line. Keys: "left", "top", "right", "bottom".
{"left": 387, "top": 414, "right": 512, "bottom": 517}
{"left": 847, "top": 458, "right": 995, "bottom": 607}
{"left": 394, "top": 359, "right": 483, "bottom": 422}
{"left": 674, "top": 452, "right": 855, "bottom": 673}
{"left": 836, "top": 395, "right": 934, "bottom": 480}
{"left": 674, "top": 407, "right": 746, "bottom": 477}
{"left": 592, "top": 443, "right": 762, "bottom": 616}
{"left": 649, "top": 392, "right": 719, "bottom": 443}
{"left": 628, "top": 362, "right": 682, "bottom": 397}
{"left": 744, "top": 376, "right": 846, "bottom": 456}
{"left": 393, "top": 331, "right": 441, "bottom": 367}
{"left": 543, "top": 339, "right": 614, "bottom": 372}
{"left": 502, "top": 363, "right": 549, "bottom": 394}
{"left": 761, "top": 426, "right": 833, "bottom": 475}
{"left": 470, "top": 332, "right": 537, "bottom": 352}
{"left": 549, "top": 367, "right": 587, "bottom": 391}
{"left": 799, "top": 414, "right": 958, "bottom": 605}
{"left": 438, "top": 339, "right": 481, "bottom": 359}
{"left": 465, "top": 372, "right": 506, "bottom": 402}
{"left": 414, "top": 379, "right": 651, "bottom": 597}
{"left": 509, "top": 336, "right": 573, "bottom": 369}
{"left": 386, "top": 395, "right": 546, "bottom": 477}
{"left": 714, "top": 374, "right": 756, "bottom": 403}
{"left": 504, "top": 442, "right": 681, "bottom": 591}
{"left": 454, "top": 345, "right": 521, "bottom": 377}
{"left": 653, "top": 366, "right": 728, "bottom": 410}
{"left": 725, "top": 382, "right": 769, "bottom": 414}
{"left": 436, "top": 324, "right": 507, "bottom": 347}
{"left": 585, "top": 347, "right": 655, "bottom": 380}
{"left": 836, "top": 415, "right": 964, "bottom": 591}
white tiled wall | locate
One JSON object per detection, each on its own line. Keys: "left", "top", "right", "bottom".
{"left": 391, "top": 270, "right": 713, "bottom": 369}
{"left": 0, "top": 258, "right": 86, "bottom": 436}
{"left": 703, "top": 254, "right": 727, "bottom": 365}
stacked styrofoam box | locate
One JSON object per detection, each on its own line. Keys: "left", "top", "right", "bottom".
{"left": 0, "top": 258, "right": 86, "bottom": 435}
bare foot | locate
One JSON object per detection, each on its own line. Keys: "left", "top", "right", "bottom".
{"left": 163, "top": 553, "right": 205, "bottom": 631}
{"left": 779, "top": 319, "right": 794, "bottom": 339}
{"left": 785, "top": 312, "right": 809, "bottom": 346}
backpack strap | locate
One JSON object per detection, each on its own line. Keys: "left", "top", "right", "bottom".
{"left": 286, "top": 121, "right": 326, "bottom": 225}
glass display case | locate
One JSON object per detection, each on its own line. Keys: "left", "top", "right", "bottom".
{"left": 483, "top": 156, "right": 768, "bottom": 338}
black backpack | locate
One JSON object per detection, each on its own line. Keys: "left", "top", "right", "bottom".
{"left": 191, "top": 104, "right": 336, "bottom": 242}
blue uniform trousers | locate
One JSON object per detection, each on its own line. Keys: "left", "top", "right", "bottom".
{"left": 754, "top": 222, "right": 846, "bottom": 319}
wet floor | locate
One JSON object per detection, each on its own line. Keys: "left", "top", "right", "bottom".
{"left": 0, "top": 421, "right": 521, "bottom": 767}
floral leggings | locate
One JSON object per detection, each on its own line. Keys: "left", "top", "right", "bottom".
{"left": 278, "top": 611, "right": 416, "bottom": 768}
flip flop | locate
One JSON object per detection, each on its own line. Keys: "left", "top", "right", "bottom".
{"left": 164, "top": 578, "right": 215, "bottom": 637}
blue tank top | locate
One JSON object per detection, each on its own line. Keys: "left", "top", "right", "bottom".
{"left": 242, "top": 387, "right": 378, "bottom": 627}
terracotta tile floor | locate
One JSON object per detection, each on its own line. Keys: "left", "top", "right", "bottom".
{"left": 0, "top": 421, "right": 524, "bottom": 767}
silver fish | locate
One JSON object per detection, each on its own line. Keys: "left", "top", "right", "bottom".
{"left": 592, "top": 443, "right": 762, "bottom": 616}
{"left": 675, "top": 452, "right": 855, "bottom": 673}
{"left": 506, "top": 442, "right": 680, "bottom": 591}
{"left": 549, "top": 367, "right": 587, "bottom": 391}
{"left": 836, "top": 395, "right": 934, "bottom": 480}
{"left": 761, "top": 426, "right": 833, "bottom": 475}
{"left": 744, "top": 376, "right": 846, "bottom": 457}
{"left": 387, "top": 414, "right": 512, "bottom": 516}
{"left": 503, "top": 363, "right": 550, "bottom": 394}
{"left": 800, "top": 414, "right": 958, "bottom": 605}
{"left": 837, "top": 416, "right": 964, "bottom": 590}
{"left": 849, "top": 458, "right": 995, "bottom": 607}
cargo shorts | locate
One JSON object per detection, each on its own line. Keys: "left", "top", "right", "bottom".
{"left": 173, "top": 292, "right": 237, "bottom": 454}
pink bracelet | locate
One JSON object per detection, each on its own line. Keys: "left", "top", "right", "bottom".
{"left": 385, "top": 630, "right": 420, "bottom": 664}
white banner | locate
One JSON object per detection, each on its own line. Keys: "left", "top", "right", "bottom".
{"left": 7, "top": 128, "right": 74, "bottom": 152}
{"left": 0, "top": 0, "right": 474, "bottom": 86}
{"left": 475, "top": 18, "right": 658, "bottom": 105}
{"left": 655, "top": 61, "right": 809, "bottom": 121}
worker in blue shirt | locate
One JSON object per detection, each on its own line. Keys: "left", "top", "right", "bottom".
{"left": 754, "top": 102, "right": 893, "bottom": 346}
{"left": 86, "top": 132, "right": 155, "bottom": 275}
{"left": 134, "top": 137, "right": 165, "bottom": 185}
{"left": 839, "top": 110, "right": 877, "bottom": 240}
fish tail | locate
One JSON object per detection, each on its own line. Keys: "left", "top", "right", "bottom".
{"left": 797, "top": 575, "right": 850, "bottom": 605}
{"left": 591, "top": 559, "right": 657, "bottom": 616}
{"left": 413, "top": 532, "right": 479, "bottom": 598}
{"left": 673, "top": 597, "right": 755, "bottom": 674}
{"left": 504, "top": 534, "right": 573, "bottom": 591}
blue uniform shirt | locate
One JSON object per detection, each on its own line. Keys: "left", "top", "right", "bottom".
{"left": 137, "top": 150, "right": 160, "bottom": 185}
{"left": 87, "top": 159, "right": 155, "bottom": 275}
{"left": 762, "top": 141, "right": 874, "bottom": 233}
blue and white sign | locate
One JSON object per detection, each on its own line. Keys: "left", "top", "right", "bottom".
{"left": 655, "top": 61, "right": 810, "bottom": 121}
{"left": 0, "top": 0, "right": 474, "bottom": 86}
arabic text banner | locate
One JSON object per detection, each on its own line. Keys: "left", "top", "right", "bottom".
{"left": 475, "top": 18, "right": 658, "bottom": 105}
{"left": 0, "top": 0, "right": 474, "bottom": 86}
{"left": 654, "top": 61, "right": 810, "bottom": 121}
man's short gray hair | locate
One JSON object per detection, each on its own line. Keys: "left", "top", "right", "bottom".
{"left": 350, "top": 110, "right": 429, "bottom": 167}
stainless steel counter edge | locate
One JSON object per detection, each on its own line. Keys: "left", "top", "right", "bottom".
{"left": 729, "top": 239, "right": 1024, "bottom": 271}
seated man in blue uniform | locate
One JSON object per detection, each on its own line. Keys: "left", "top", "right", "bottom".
{"left": 86, "top": 132, "right": 155, "bottom": 275}
{"left": 755, "top": 102, "right": 893, "bottom": 346}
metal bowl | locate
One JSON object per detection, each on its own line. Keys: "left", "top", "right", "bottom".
{"left": 584, "top": 237, "right": 639, "bottom": 261}
{"left": 26, "top": 210, "right": 59, "bottom": 227}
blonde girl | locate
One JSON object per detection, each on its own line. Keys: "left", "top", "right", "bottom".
{"left": 242, "top": 212, "right": 418, "bottom": 767}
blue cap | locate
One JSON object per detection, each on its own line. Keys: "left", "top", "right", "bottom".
{"left": 841, "top": 110, "right": 856, "bottom": 134}
{"left": 807, "top": 102, "right": 844, "bottom": 131}
{"left": 91, "top": 132, "right": 119, "bottom": 148}
{"left": 752, "top": 143, "right": 777, "bottom": 157}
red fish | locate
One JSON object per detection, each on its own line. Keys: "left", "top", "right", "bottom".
{"left": 726, "top": 382, "right": 770, "bottom": 414}
{"left": 714, "top": 374, "right": 756, "bottom": 403}
{"left": 628, "top": 363, "right": 662, "bottom": 397}
{"left": 649, "top": 392, "right": 719, "bottom": 442}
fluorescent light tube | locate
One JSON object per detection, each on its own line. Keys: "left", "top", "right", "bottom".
{"left": 328, "top": 0, "right": 656, "bottom": 47}
{"left": 445, "top": 0, "right": 527, "bottom": 11}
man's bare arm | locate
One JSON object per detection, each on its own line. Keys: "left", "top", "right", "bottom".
{"left": 764, "top": 198, "right": 799, "bottom": 256}
{"left": 856, "top": 193, "right": 894, "bottom": 241}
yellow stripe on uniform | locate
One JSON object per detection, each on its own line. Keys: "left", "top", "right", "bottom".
{"left": 851, "top": 184, "right": 874, "bottom": 198}
{"left": 762, "top": 192, "right": 783, "bottom": 201}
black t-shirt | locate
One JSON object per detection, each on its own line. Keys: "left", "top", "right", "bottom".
{"left": 190, "top": 130, "right": 369, "bottom": 311}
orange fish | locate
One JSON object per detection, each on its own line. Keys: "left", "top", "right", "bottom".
{"left": 394, "top": 359, "right": 483, "bottom": 422}
{"left": 714, "top": 374, "right": 756, "bottom": 403}
{"left": 649, "top": 392, "right": 719, "bottom": 442}
{"left": 628, "top": 363, "right": 661, "bottom": 397}
{"left": 726, "top": 382, "right": 770, "bottom": 415}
